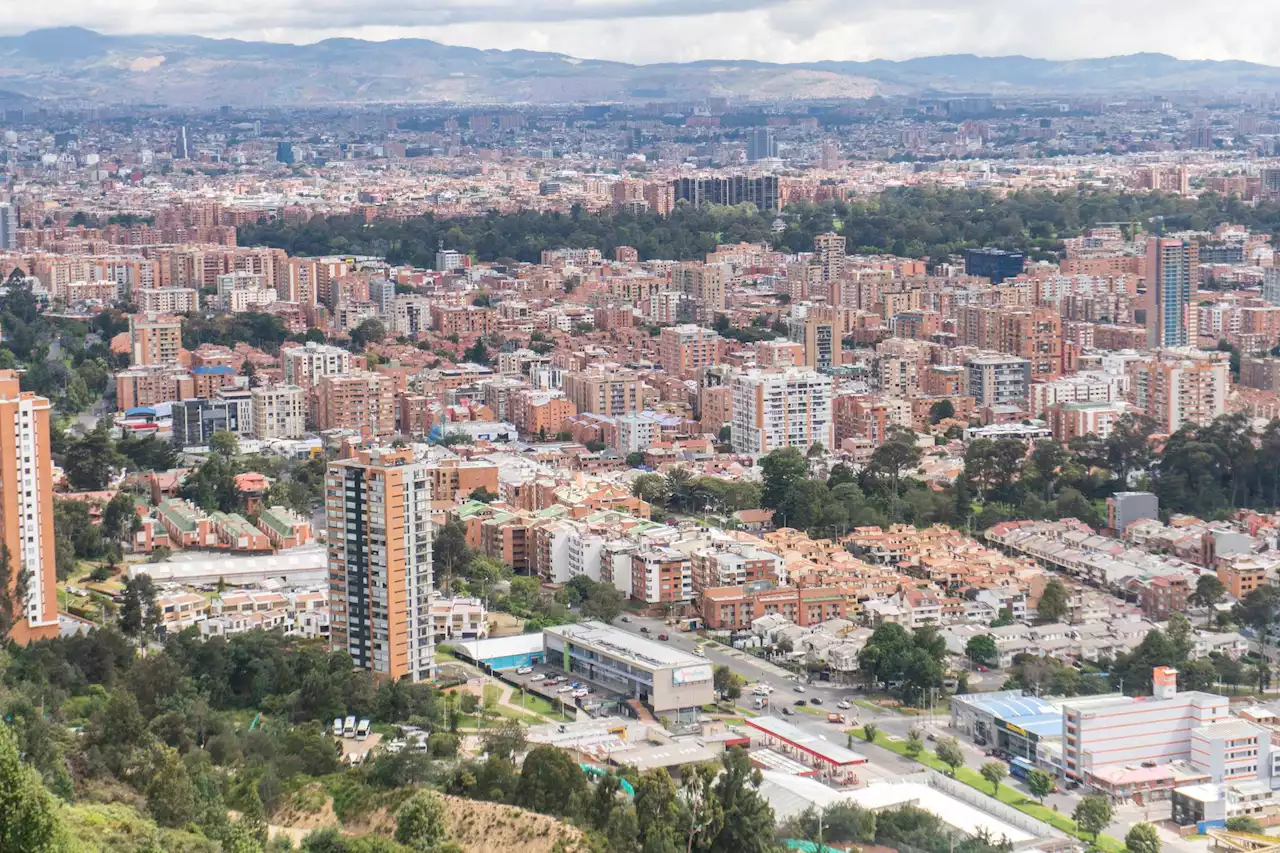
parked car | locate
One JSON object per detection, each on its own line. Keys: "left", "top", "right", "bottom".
{"left": 639, "top": 627, "right": 650, "bottom": 634}
{"left": 516, "top": 666, "right": 534, "bottom": 675}
{"left": 557, "top": 685, "right": 575, "bottom": 694}
{"left": 530, "top": 673, "right": 546, "bottom": 682}
{"left": 620, "top": 616, "right": 631, "bottom": 622}
{"left": 657, "top": 634, "right": 669, "bottom": 641}
{"left": 926, "top": 733, "right": 936, "bottom": 742}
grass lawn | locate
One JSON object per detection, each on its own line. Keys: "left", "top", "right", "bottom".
{"left": 861, "top": 728, "right": 1125, "bottom": 853}
{"left": 483, "top": 684, "right": 502, "bottom": 705}
{"left": 492, "top": 705, "right": 547, "bottom": 725}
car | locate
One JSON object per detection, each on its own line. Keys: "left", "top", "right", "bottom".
{"left": 516, "top": 666, "right": 534, "bottom": 675}
{"left": 794, "top": 699, "right": 807, "bottom": 706}
{"left": 551, "top": 676, "right": 568, "bottom": 683}
{"left": 809, "top": 697, "right": 822, "bottom": 705}
{"left": 793, "top": 685, "right": 806, "bottom": 693}
{"left": 781, "top": 707, "right": 795, "bottom": 716}
{"left": 657, "top": 634, "right": 669, "bottom": 641}
{"left": 926, "top": 733, "right": 936, "bottom": 742}
{"left": 639, "top": 626, "right": 650, "bottom": 633}
{"left": 573, "top": 689, "right": 588, "bottom": 698}
{"left": 620, "top": 616, "right": 631, "bottom": 622}
{"left": 569, "top": 681, "right": 580, "bottom": 688}
{"left": 1066, "top": 780, "right": 1081, "bottom": 790}
{"left": 530, "top": 673, "right": 546, "bottom": 682}
{"left": 836, "top": 701, "right": 851, "bottom": 710}
{"left": 557, "top": 685, "right": 575, "bottom": 694}
{"left": 976, "top": 665, "right": 989, "bottom": 672}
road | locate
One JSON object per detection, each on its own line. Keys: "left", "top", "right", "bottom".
{"left": 605, "top": 615, "right": 1207, "bottom": 851}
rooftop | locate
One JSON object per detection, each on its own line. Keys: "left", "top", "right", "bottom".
{"left": 545, "top": 620, "right": 704, "bottom": 670}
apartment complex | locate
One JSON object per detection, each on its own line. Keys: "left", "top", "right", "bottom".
{"left": 658, "top": 324, "right": 721, "bottom": 379}
{"left": 0, "top": 372, "right": 58, "bottom": 644}
{"left": 251, "top": 384, "right": 306, "bottom": 440}
{"left": 1145, "top": 237, "right": 1199, "bottom": 349}
{"left": 327, "top": 447, "right": 435, "bottom": 682}
{"left": 282, "top": 342, "right": 353, "bottom": 392}
{"left": 1126, "top": 348, "right": 1229, "bottom": 433}
{"left": 316, "top": 372, "right": 396, "bottom": 437}
{"left": 731, "top": 367, "right": 833, "bottom": 456}
{"left": 129, "top": 312, "right": 183, "bottom": 367}
{"left": 564, "top": 366, "right": 648, "bottom": 416}
{"left": 965, "top": 355, "right": 1032, "bottom": 406}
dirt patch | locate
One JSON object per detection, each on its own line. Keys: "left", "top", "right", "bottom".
{"left": 268, "top": 788, "right": 590, "bottom": 853}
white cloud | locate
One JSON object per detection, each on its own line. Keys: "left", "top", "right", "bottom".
{"left": 8, "top": 0, "right": 1280, "bottom": 66}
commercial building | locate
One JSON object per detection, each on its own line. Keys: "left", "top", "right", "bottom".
{"left": 0, "top": 372, "right": 58, "bottom": 643}
{"left": 965, "top": 355, "right": 1031, "bottom": 406}
{"left": 964, "top": 247, "right": 1025, "bottom": 284}
{"left": 454, "top": 633, "right": 546, "bottom": 672}
{"left": 671, "top": 175, "right": 780, "bottom": 212}
{"left": 327, "top": 447, "right": 435, "bottom": 683}
{"left": 1145, "top": 237, "right": 1199, "bottom": 349}
{"left": 543, "top": 621, "right": 714, "bottom": 719}
{"left": 1062, "top": 667, "right": 1228, "bottom": 789}
{"left": 1107, "top": 491, "right": 1159, "bottom": 536}
{"left": 730, "top": 367, "right": 833, "bottom": 456}
{"left": 745, "top": 716, "right": 868, "bottom": 784}
{"left": 172, "top": 397, "right": 249, "bottom": 447}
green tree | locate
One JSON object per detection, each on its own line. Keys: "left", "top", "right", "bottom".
{"left": 862, "top": 723, "right": 879, "bottom": 743}
{"left": 1037, "top": 578, "right": 1069, "bottom": 623}
{"left": 966, "top": 634, "right": 997, "bottom": 666}
{"left": 350, "top": 319, "right": 387, "bottom": 350}
{"left": 118, "top": 572, "right": 161, "bottom": 641}
{"left": 703, "top": 748, "right": 777, "bottom": 853}
{"left": 934, "top": 737, "right": 965, "bottom": 777}
{"left": 210, "top": 430, "right": 240, "bottom": 457}
{"left": 979, "top": 761, "right": 1007, "bottom": 795}
{"left": 633, "top": 767, "right": 682, "bottom": 853}
{"left": 713, "top": 665, "right": 743, "bottom": 702}
{"left": 1226, "top": 817, "right": 1263, "bottom": 833}
{"left": 760, "top": 447, "right": 809, "bottom": 511}
{"left": 463, "top": 339, "right": 490, "bottom": 365}
{"left": 905, "top": 728, "right": 923, "bottom": 758}
{"left": 62, "top": 423, "right": 121, "bottom": 490}
{"left": 1073, "top": 795, "right": 1113, "bottom": 841}
{"left": 928, "top": 400, "right": 955, "bottom": 425}
{"left": 1026, "top": 769, "right": 1055, "bottom": 804}
{"left": 1235, "top": 585, "right": 1279, "bottom": 690}
{"left": 147, "top": 746, "right": 197, "bottom": 828}
{"left": 395, "top": 790, "right": 449, "bottom": 853}
{"left": 514, "top": 745, "right": 586, "bottom": 816}
{"left": 0, "top": 723, "right": 64, "bottom": 853}
{"left": 1125, "top": 822, "right": 1160, "bottom": 853}
{"left": 1190, "top": 574, "right": 1226, "bottom": 623}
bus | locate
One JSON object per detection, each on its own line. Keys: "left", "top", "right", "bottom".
{"left": 1009, "top": 756, "right": 1036, "bottom": 780}
{"left": 356, "top": 719, "right": 371, "bottom": 741}
{"left": 342, "top": 716, "right": 356, "bottom": 738}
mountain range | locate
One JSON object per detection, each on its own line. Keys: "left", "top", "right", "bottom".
{"left": 4, "top": 27, "right": 1280, "bottom": 107}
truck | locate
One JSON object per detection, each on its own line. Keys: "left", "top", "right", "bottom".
{"left": 753, "top": 696, "right": 769, "bottom": 710}
{"left": 827, "top": 713, "right": 845, "bottom": 724}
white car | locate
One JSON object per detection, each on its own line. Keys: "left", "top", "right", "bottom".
{"left": 557, "top": 685, "right": 576, "bottom": 694}
{"left": 573, "top": 689, "right": 589, "bottom": 698}
{"left": 516, "top": 666, "right": 534, "bottom": 675}
{"left": 793, "top": 685, "right": 806, "bottom": 693}
{"left": 530, "top": 673, "right": 546, "bottom": 682}
{"left": 836, "top": 701, "right": 851, "bottom": 710}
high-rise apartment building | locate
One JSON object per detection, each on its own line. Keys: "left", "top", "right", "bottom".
{"left": 327, "top": 447, "right": 435, "bottom": 682}
{"left": 671, "top": 262, "right": 726, "bottom": 317}
{"left": 0, "top": 202, "right": 17, "bottom": 251}
{"left": 658, "top": 324, "right": 721, "bottom": 379}
{"left": 564, "top": 366, "right": 648, "bottom": 416}
{"left": 791, "top": 306, "right": 841, "bottom": 371}
{"left": 965, "top": 355, "right": 1032, "bottom": 406}
{"left": 0, "top": 372, "right": 58, "bottom": 643}
{"left": 730, "top": 367, "right": 833, "bottom": 456}
{"left": 175, "top": 126, "right": 190, "bottom": 160}
{"left": 1145, "top": 237, "right": 1199, "bottom": 348}
{"left": 316, "top": 372, "right": 396, "bottom": 437}
{"left": 251, "top": 385, "right": 306, "bottom": 440}
{"left": 282, "top": 342, "right": 352, "bottom": 393}
{"left": 670, "top": 176, "right": 780, "bottom": 212}
{"left": 812, "top": 232, "right": 846, "bottom": 285}
{"left": 1125, "top": 348, "right": 1228, "bottom": 433}
{"left": 128, "top": 313, "right": 184, "bottom": 367}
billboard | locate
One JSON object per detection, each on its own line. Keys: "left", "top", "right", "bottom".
{"left": 672, "top": 664, "right": 713, "bottom": 685}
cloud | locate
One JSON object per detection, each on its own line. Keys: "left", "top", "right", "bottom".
{"left": 7, "top": 0, "right": 1280, "bottom": 67}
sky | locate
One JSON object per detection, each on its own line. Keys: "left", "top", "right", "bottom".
{"left": 8, "top": 0, "right": 1280, "bottom": 66}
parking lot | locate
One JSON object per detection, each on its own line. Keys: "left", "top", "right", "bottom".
{"left": 502, "top": 662, "right": 628, "bottom": 717}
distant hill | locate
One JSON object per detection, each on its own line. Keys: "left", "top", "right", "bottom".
{"left": 3, "top": 28, "right": 1280, "bottom": 106}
